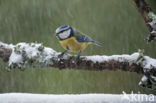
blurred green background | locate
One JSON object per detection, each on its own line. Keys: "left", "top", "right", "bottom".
{"left": 0, "top": 0, "right": 156, "bottom": 94}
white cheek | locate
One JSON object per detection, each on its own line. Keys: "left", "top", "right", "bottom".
{"left": 56, "top": 28, "right": 60, "bottom": 34}
{"left": 59, "top": 29, "right": 71, "bottom": 39}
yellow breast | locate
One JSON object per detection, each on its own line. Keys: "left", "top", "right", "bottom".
{"left": 59, "top": 37, "right": 90, "bottom": 52}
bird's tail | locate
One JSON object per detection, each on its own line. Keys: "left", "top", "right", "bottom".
{"left": 91, "top": 40, "right": 103, "bottom": 47}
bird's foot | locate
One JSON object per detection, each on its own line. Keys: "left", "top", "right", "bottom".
{"left": 76, "top": 55, "right": 80, "bottom": 60}
{"left": 58, "top": 52, "right": 66, "bottom": 58}
{"left": 75, "top": 51, "right": 81, "bottom": 63}
{"left": 58, "top": 50, "right": 67, "bottom": 58}
{"left": 75, "top": 55, "right": 81, "bottom": 64}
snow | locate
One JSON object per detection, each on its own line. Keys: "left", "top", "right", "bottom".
{"left": 139, "top": 75, "right": 148, "bottom": 86}
{"left": 151, "top": 75, "right": 156, "bottom": 81}
{"left": 0, "top": 93, "right": 155, "bottom": 103}
{"left": 148, "top": 12, "right": 156, "bottom": 23}
{"left": 86, "top": 53, "right": 139, "bottom": 63}
{"left": 141, "top": 75, "right": 148, "bottom": 82}
{"left": 9, "top": 52, "right": 22, "bottom": 65}
{"left": 0, "top": 41, "right": 14, "bottom": 49}
{"left": 143, "top": 56, "right": 156, "bottom": 69}
{"left": 86, "top": 53, "right": 156, "bottom": 69}
{"left": 7, "top": 42, "right": 58, "bottom": 70}
{"left": 148, "top": 12, "right": 156, "bottom": 35}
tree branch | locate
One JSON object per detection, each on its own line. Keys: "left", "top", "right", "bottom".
{"left": 133, "top": 0, "right": 156, "bottom": 42}
{"left": 0, "top": 41, "right": 156, "bottom": 90}
{"left": 0, "top": 42, "right": 144, "bottom": 74}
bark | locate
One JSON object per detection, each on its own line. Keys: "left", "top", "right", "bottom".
{"left": 133, "top": 0, "right": 156, "bottom": 42}
{"left": 0, "top": 45, "right": 12, "bottom": 62}
{"left": 52, "top": 55, "right": 143, "bottom": 74}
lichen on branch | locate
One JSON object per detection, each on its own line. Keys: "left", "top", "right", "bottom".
{"left": 0, "top": 41, "right": 156, "bottom": 90}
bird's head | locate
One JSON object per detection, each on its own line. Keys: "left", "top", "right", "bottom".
{"left": 55, "top": 25, "right": 75, "bottom": 40}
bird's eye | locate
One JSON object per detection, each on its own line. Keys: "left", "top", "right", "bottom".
{"left": 57, "top": 30, "right": 64, "bottom": 34}
{"left": 60, "top": 31, "right": 63, "bottom": 33}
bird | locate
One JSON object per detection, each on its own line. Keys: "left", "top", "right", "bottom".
{"left": 55, "top": 25, "right": 103, "bottom": 58}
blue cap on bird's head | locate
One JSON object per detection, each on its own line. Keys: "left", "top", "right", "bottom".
{"left": 55, "top": 25, "right": 70, "bottom": 34}
{"left": 55, "top": 25, "right": 75, "bottom": 40}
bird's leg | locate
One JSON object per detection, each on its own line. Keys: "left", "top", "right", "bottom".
{"left": 58, "top": 50, "right": 67, "bottom": 58}
{"left": 76, "top": 51, "right": 82, "bottom": 60}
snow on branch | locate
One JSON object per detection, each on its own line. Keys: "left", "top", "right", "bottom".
{"left": 133, "top": 0, "right": 156, "bottom": 42}
{"left": 0, "top": 41, "right": 156, "bottom": 90}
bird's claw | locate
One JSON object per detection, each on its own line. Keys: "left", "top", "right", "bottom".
{"left": 75, "top": 55, "right": 81, "bottom": 64}
{"left": 58, "top": 52, "right": 65, "bottom": 58}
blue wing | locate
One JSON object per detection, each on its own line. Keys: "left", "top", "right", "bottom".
{"left": 74, "top": 31, "right": 92, "bottom": 42}
{"left": 74, "top": 30, "right": 103, "bottom": 47}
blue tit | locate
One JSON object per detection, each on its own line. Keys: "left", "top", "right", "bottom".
{"left": 55, "top": 25, "right": 103, "bottom": 57}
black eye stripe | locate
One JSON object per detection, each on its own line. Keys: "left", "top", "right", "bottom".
{"left": 57, "top": 28, "right": 70, "bottom": 34}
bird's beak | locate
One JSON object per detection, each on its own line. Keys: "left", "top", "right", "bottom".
{"left": 55, "top": 34, "right": 60, "bottom": 39}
